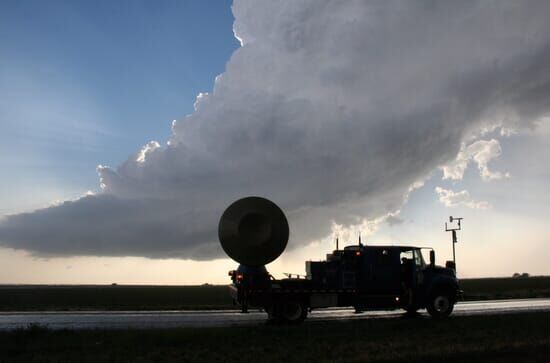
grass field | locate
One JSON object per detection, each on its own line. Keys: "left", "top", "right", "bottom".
{"left": 1, "top": 276, "right": 549, "bottom": 311}
{"left": 461, "top": 276, "right": 550, "bottom": 300}
{"left": 0, "top": 284, "right": 232, "bottom": 311}
{"left": 1, "top": 312, "right": 549, "bottom": 362}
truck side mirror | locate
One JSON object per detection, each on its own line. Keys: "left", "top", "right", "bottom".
{"left": 429, "top": 250, "right": 435, "bottom": 266}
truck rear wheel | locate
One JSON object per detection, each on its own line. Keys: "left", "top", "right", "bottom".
{"left": 427, "top": 291, "right": 454, "bottom": 319}
{"left": 280, "top": 301, "right": 307, "bottom": 323}
{"left": 266, "top": 301, "right": 307, "bottom": 324}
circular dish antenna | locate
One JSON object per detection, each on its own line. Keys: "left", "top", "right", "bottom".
{"left": 218, "top": 196, "right": 289, "bottom": 266}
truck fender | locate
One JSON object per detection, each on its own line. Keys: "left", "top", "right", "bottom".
{"left": 427, "top": 276, "right": 458, "bottom": 301}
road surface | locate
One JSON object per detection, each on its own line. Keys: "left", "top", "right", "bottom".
{"left": 1, "top": 298, "right": 549, "bottom": 330}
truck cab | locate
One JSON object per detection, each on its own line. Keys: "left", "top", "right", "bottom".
{"left": 305, "top": 245, "right": 460, "bottom": 318}
{"left": 360, "top": 246, "right": 459, "bottom": 316}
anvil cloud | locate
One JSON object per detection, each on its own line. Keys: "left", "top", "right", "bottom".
{"left": 2, "top": 0, "right": 550, "bottom": 259}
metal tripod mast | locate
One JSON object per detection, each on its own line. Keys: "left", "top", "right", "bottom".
{"left": 445, "top": 216, "right": 463, "bottom": 274}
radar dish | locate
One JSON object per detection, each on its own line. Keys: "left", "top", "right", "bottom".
{"left": 218, "top": 196, "right": 289, "bottom": 266}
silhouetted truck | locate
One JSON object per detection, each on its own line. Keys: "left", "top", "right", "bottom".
{"left": 219, "top": 197, "right": 461, "bottom": 323}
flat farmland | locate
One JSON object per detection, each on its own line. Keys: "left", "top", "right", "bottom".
{"left": 1, "top": 276, "right": 549, "bottom": 311}
{"left": 0, "top": 285, "right": 233, "bottom": 311}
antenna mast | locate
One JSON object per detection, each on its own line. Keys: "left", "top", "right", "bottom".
{"left": 445, "top": 216, "right": 463, "bottom": 274}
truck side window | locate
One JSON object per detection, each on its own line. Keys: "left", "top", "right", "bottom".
{"left": 400, "top": 250, "right": 413, "bottom": 264}
{"left": 413, "top": 249, "right": 425, "bottom": 267}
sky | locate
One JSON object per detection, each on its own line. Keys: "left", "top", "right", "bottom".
{"left": 1, "top": 0, "right": 549, "bottom": 284}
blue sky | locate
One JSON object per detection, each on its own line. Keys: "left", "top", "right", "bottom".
{"left": 1, "top": 0, "right": 238, "bottom": 213}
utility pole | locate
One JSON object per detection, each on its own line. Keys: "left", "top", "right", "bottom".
{"left": 445, "top": 216, "right": 463, "bottom": 274}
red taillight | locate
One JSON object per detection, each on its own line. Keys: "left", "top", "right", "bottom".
{"left": 236, "top": 274, "right": 244, "bottom": 281}
{"left": 355, "top": 251, "right": 361, "bottom": 256}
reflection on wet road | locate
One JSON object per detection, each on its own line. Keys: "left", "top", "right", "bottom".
{"left": 1, "top": 299, "right": 549, "bottom": 330}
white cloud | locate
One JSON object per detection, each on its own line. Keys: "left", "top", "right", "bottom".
{"left": 136, "top": 141, "right": 161, "bottom": 163}
{"left": 330, "top": 216, "right": 383, "bottom": 246}
{"left": 2, "top": 1, "right": 550, "bottom": 259}
{"left": 499, "top": 128, "right": 517, "bottom": 137}
{"left": 441, "top": 139, "right": 510, "bottom": 181}
{"left": 435, "top": 187, "right": 490, "bottom": 209}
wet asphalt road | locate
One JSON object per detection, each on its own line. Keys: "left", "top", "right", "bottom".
{"left": 1, "top": 298, "right": 549, "bottom": 330}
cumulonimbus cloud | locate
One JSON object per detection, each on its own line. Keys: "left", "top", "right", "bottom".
{"left": 2, "top": 0, "right": 550, "bottom": 258}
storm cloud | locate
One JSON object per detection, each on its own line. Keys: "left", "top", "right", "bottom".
{"left": 2, "top": 0, "right": 550, "bottom": 259}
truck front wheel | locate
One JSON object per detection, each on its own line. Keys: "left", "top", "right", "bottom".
{"left": 427, "top": 291, "right": 454, "bottom": 319}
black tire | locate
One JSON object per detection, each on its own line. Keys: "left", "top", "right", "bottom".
{"left": 280, "top": 301, "right": 307, "bottom": 324}
{"left": 427, "top": 291, "right": 454, "bottom": 319}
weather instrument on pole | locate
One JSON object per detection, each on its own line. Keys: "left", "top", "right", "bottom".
{"left": 445, "top": 216, "right": 463, "bottom": 273}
